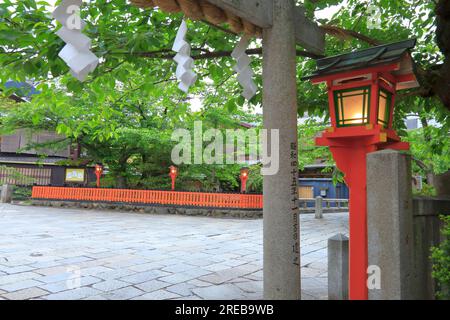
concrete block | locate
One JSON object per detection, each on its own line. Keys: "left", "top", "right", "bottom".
{"left": 412, "top": 197, "right": 450, "bottom": 299}
{"left": 367, "top": 150, "right": 416, "bottom": 300}
{"left": 315, "top": 196, "right": 324, "bottom": 219}
{"left": 0, "top": 184, "right": 13, "bottom": 203}
{"left": 328, "top": 233, "right": 348, "bottom": 300}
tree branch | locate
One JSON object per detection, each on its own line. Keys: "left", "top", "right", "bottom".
{"left": 320, "top": 25, "right": 384, "bottom": 46}
{"left": 109, "top": 47, "right": 322, "bottom": 60}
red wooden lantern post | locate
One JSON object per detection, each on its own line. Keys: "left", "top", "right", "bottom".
{"left": 169, "top": 166, "right": 178, "bottom": 191}
{"left": 240, "top": 167, "right": 250, "bottom": 193}
{"left": 305, "top": 39, "right": 419, "bottom": 300}
{"left": 94, "top": 164, "right": 103, "bottom": 188}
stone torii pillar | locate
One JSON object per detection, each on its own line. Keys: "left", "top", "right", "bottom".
{"left": 209, "top": 0, "right": 324, "bottom": 300}
{"left": 262, "top": 0, "right": 301, "bottom": 300}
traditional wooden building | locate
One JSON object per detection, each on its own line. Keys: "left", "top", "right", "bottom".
{"left": 1, "top": 82, "right": 96, "bottom": 186}
{"left": 298, "top": 163, "right": 349, "bottom": 200}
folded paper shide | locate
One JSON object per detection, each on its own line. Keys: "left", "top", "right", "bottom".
{"left": 172, "top": 20, "right": 197, "bottom": 93}
{"left": 53, "top": 0, "right": 99, "bottom": 82}
{"left": 232, "top": 36, "right": 257, "bottom": 100}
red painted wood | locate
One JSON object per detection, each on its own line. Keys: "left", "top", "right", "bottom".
{"left": 311, "top": 63, "right": 400, "bottom": 84}
{"left": 395, "top": 73, "right": 416, "bottom": 84}
{"left": 331, "top": 79, "right": 374, "bottom": 91}
{"left": 31, "top": 186, "right": 263, "bottom": 210}
{"left": 327, "top": 80, "right": 338, "bottom": 126}
{"left": 370, "top": 77, "right": 379, "bottom": 125}
{"left": 388, "top": 91, "right": 396, "bottom": 128}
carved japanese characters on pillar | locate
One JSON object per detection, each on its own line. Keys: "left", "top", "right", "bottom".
{"left": 291, "top": 141, "right": 300, "bottom": 266}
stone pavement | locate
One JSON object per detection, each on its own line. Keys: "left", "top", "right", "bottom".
{"left": 0, "top": 204, "right": 348, "bottom": 300}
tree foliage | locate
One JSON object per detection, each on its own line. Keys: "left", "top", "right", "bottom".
{"left": 0, "top": 0, "right": 449, "bottom": 190}
{"left": 431, "top": 215, "right": 450, "bottom": 300}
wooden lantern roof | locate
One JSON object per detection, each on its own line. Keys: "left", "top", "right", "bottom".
{"left": 304, "top": 39, "right": 420, "bottom": 91}
{"left": 129, "top": 0, "right": 263, "bottom": 37}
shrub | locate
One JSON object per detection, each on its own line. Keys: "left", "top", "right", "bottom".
{"left": 12, "top": 186, "right": 32, "bottom": 201}
{"left": 431, "top": 215, "right": 450, "bottom": 300}
{"left": 413, "top": 183, "right": 437, "bottom": 197}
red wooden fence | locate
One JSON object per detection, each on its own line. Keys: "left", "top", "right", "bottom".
{"left": 31, "top": 186, "right": 263, "bottom": 209}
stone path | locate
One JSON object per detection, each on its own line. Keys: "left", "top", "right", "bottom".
{"left": 0, "top": 204, "right": 348, "bottom": 300}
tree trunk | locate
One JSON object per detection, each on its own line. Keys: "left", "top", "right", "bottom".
{"left": 116, "top": 175, "right": 127, "bottom": 189}
{"left": 434, "top": 0, "right": 450, "bottom": 110}
{"left": 429, "top": 171, "right": 450, "bottom": 197}
{"left": 141, "top": 154, "right": 151, "bottom": 180}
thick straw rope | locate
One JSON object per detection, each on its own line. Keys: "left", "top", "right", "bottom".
{"left": 129, "top": 0, "right": 262, "bottom": 37}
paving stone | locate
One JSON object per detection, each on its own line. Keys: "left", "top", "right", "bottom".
{"left": 0, "top": 272, "right": 41, "bottom": 286}
{"left": 234, "top": 281, "right": 263, "bottom": 293}
{"left": 38, "top": 276, "right": 101, "bottom": 293}
{"left": 0, "top": 279, "right": 43, "bottom": 292}
{"left": 1, "top": 265, "right": 35, "bottom": 274}
{"left": 92, "top": 279, "right": 130, "bottom": 292}
{"left": 158, "top": 272, "right": 198, "bottom": 284}
{"left": 3, "top": 287, "right": 49, "bottom": 300}
{"left": 161, "top": 263, "right": 197, "bottom": 273}
{"left": 95, "top": 269, "right": 136, "bottom": 281}
{"left": 203, "top": 263, "right": 230, "bottom": 272}
{"left": 301, "top": 267, "right": 326, "bottom": 278}
{"left": 57, "top": 256, "right": 93, "bottom": 265}
{"left": 192, "top": 284, "right": 247, "bottom": 300}
{"left": 29, "top": 261, "right": 61, "bottom": 269}
{"left": 82, "top": 295, "right": 109, "bottom": 300}
{"left": 166, "top": 282, "right": 196, "bottom": 296}
{"left": 197, "top": 267, "right": 252, "bottom": 285}
{"left": 34, "top": 266, "right": 68, "bottom": 276}
{"left": 187, "top": 279, "right": 214, "bottom": 288}
{"left": 134, "top": 279, "right": 171, "bottom": 292}
{"left": 184, "top": 259, "right": 216, "bottom": 267}
{"left": 129, "top": 262, "right": 165, "bottom": 273}
{"left": 0, "top": 259, "right": 33, "bottom": 267}
{"left": 244, "top": 271, "right": 263, "bottom": 281}
{"left": 120, "top": 270, "right": 170, "bottom": 284}
{"left": 302, "top": 287, "right": 328, "bottom": 300}
{"left": 0, "top": 203, "right": 348, "bottom": 300}
{"left": 172, "top": 295, "right": 203, "bottom": 300}
{"left": 43, "top": 287, "right": 102, "bottom": 300}
{"left": 221, "top": 259, "right": 248, "bottom": 267}
{"left": 301, "top": 277, "right": 328, "bottom": 289}
{"left": 133, "top": 289, "right": 181, "bottom": 300}
{"left": 100, "top": 286, "right": 145, "bottom": 300}
{"left": 81, "top": 266, "right": 114, "bottom": 276}
{"left": 183, "top": 268, "right": 212, "bottom": 278}
{"left": 37, "top": 272, "right": 74, "bottom": 284}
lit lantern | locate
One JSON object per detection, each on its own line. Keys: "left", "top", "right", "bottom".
{"left": 240, "top": 167, "right": 250, "bottom": 193}
{"left": 304, "top": 39, "right": 419, "bottom": 300}
{"left": 94, "top": 164, "right": 103, "bottom": 188}
{"left": 169, "top": 166, "right": 178, "bottom": 191}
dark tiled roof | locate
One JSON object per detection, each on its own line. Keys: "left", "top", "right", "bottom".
{"left": 303, "top": 39, "right": 417, "bottom": 80}
{"left": 0, "top": 154, "right": 66, "bottom": 165}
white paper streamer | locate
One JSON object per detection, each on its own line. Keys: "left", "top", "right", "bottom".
{"left": 172, "top": 20, "right": 197, "bottom": 93}
{"left": 53, "top": 0, "right": 99, "bottom": 82}
{"left": 231, "top": 36, "right": 257, "bottom": 100}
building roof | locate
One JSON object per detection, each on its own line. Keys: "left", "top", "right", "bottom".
{"left": 304, "top": 164, "right": 332, "bottom": 169}
{"left": 4, "top": 81, "right": 39, "bottom": 102}
{"left": 0, "top": 154, "right": 66, "bottom": 166}
{"left": 303, "top": 39, "right": 417, "bottom": 80}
